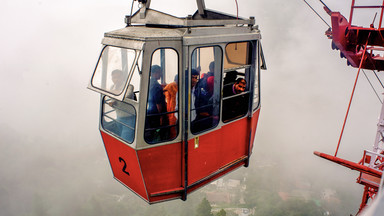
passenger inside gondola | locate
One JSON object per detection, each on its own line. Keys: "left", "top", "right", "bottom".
{"left": 222, "top": 77, "right": 248, "bottom": 122}
{"left": 195, "top": 61, "right": 214, "bottom": 118}
{"left": 191, "top": 72, "right": 213, "bottom": 132}
{"left": 223, "top": 70, "right": 238, "bottom": 85}
{"left": 190, "top": 69, "right": 200, "bottom": 122}
{"left": 164, "top": 74, "right": 178, "bottom": 138}
{"left": 191, "top": 63, "right": 216, "bottom": 133}
{"left": 223, "top": 77, "right": 247, "bottom": 96}
{"left": 110, "top": 69, "right": 125, "bottom": 94}
{"left": 145, "top": 65, "right": 169, "bottom": 143}
{"left": 102, "top": 70, "right": 136, "bottom": 143}
{"left": 110, "top": 69, "right": 137, "bottom": 100}
{"left": 190, "top": 47, "right": 222, "bottom": 134}
{"left": 144, "top": 48, "right": 179, "bottom": 143}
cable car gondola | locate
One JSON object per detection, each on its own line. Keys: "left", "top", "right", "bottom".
{"left": 88, "top": 0, "right": 266, "bottom": 203}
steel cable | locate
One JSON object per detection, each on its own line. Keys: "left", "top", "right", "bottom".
{"left": 302, "top": 0, "right": 331, "bottom": 28}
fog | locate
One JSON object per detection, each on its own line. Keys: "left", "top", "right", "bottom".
{"left": 1, "top": 0, "right": 383, "bottom": 215}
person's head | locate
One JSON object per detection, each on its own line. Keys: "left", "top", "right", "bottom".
{"left": 151, "top": 65, "right": 162, "bottom": 80}
{"left": 234, "top": 78, "right": 246, "bottom": 94}
{"left": 191, "top": 69, "right": 200, "bottom": 87}
{"left": 111, "top": 69, "right": 123, "bottom": 85}
{"left": 209, "top": 61, "right": 215, "bottom": 73}
{"left": 224, "top": 70, "right": 238, "bottom": 84}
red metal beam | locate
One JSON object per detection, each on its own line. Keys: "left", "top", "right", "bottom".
{"left": 314, "top": 151, "right": 382, "bottom": 178}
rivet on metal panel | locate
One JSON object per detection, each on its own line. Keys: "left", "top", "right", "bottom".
{"left": 194, "top": 137, "right": 199, "bottom": 149}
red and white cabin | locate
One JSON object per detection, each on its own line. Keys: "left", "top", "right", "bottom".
{"left": 88, "top": 4, "right": 266, "bottom": 204}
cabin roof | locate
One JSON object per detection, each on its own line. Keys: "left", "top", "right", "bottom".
{"left": 105, "top": 26, "right": 186, "bottom": 41}
{"left": 103, "top": 8, "right": 260, "bottom": 46}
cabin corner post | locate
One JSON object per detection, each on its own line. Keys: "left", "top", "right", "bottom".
{"left": 182, "top": 67, "right": 190, "bottom": 201}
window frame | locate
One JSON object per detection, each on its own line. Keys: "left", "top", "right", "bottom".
{"left": 189, "top": 45, "right": 223, "bottom": 135}
{"left": 221, "top": 41, "right": 254, "bottom": 123}
{"left": 144, "top": 47, "right": 180, "bottom": 144}
{"left": 89, "top": 45, "right": 141, "bottom": 101}
{"left": 252, "top": 40, "right": 262, "bottom": 112}
{"left": 101, "top": 96, "right": 137, "bottom": 144}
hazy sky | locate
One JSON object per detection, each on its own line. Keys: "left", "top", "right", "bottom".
{"left": 1, "top": 0, "right": 383, "bottom": 214}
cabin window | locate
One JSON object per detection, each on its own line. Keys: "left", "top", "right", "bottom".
{"left": 222, "top": 42, "right": 252, "bottom": 122}
{"left": 144, "top": 48, "right": 179, "bottom": 144}
{"left": 190, "top": 46, "right": 222, "bottom": 134}
{"left": 102, "top": 96, "right": 136, "bottom": 143}
{"left": 91, "top": 46, "right": 138, "bottom": 97}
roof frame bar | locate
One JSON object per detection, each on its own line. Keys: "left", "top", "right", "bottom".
{"left": 196, "top": 0, "right": 207, "bottom": 17}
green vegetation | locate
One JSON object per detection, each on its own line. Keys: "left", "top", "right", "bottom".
{"left": 196, "top": 197, "right": 214, "bottom": 216}
{"left": 216, "top": 209, "right": 227, "bottom": 216}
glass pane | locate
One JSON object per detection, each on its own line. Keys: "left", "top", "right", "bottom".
{"left": 145, "top": 48, "right": 179, "bottom": 144}
{"left": 224, "top": 42, "right": 251, "bottom": 70}
{"left": 92, "top": 46, "right": 136, "bottom": 96}
{"left": 102, "top": 96, "right": 136, "bottom": 144}
{"left": 222, "top": 41, "right": 253, "bottom": 122}
{"left": 222, "top": 68, "right": 250, "bottom": 122}
{"left": 190, "top": 46, "right": 222, "bottom": 134}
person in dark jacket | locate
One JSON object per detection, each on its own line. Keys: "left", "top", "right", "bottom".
{"left": 145, "top": 65, "right": 169, "bottom": 142}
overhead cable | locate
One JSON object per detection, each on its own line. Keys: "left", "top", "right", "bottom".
{"left": 362, "top": 69, "right": 383, "bottom": 104}
{"left": 302, "top": 0, "right": 331, "bottom": 28}
{"left": 318, "top": 0, "right": 331, "bottom": 13}
{"left": 373, "top": 70, "right": 384, "bottom": 89}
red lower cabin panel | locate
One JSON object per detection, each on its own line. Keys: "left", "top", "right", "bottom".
{"left": 100, "top": 131, "right": 148, "bottom": 200}
{"left": 188, "top": 112, "right": 259, "bottom": 185}
{"left": 249, "top": 110, "right": 260, "bottom": 153}
{"left": 100, "top": 109, "right": 260, "bottom": 203}
{"left": 137, "top": 142, "right": 183, "bottom": 203}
